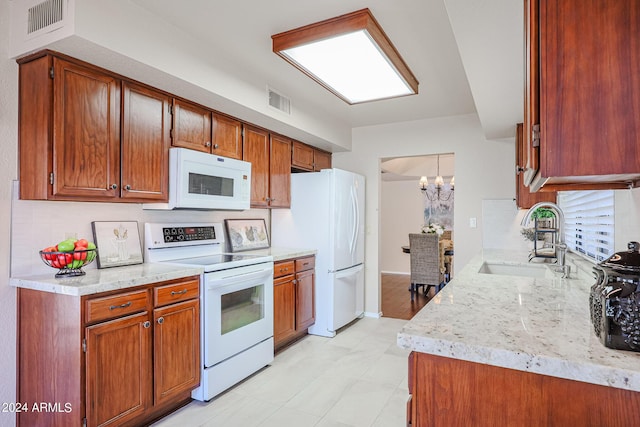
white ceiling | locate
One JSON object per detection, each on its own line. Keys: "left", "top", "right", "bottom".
{"left": 129, "top": 0, "right": 523, "bottom": 141}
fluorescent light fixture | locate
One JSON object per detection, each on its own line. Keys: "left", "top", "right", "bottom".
{"left": 272, "top": 9, "right": 418, "bottom": 104}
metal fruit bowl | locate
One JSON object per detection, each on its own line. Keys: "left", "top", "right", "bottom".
{"left": 39, "top": 248, "right": 98, "bottom": 278}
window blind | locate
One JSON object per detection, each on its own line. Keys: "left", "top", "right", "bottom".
{"left": 558, "top": 190, "right": 614, "bottom": 263}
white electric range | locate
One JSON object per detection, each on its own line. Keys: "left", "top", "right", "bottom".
{"left": 144, "top": 222, "right": 274, "bottom": 401}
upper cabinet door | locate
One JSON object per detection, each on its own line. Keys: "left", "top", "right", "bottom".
{"left": 269, "top": 134, "right": 291, "bottom": 208}
{"left": 171, "top": 99, "right": 212, "bottom": 153}
{"left": 291, "top": 141, "right": 314, "bottom": 171}
{"left": 522, "top": 0, "right": 540, "bottom": 187}
{"left": 52, "top": 57, "right": 121, "bottom": 199}
{"left": 243, "top": 125, "right": 270, "bottom": 208}
{"left": 313, "top": 150, "right": 332, "bottom": 171}
{"left": 212, "top": 113, "right": 243, "bottom": 160}
{"left": 515, "top": 123, "right": 556, "bottom": 209}
{"left": 525, "top": 0, "right": 640, "bottom": 191}
{"left": 121, "top": 82, "right": 171, "bottom": 201}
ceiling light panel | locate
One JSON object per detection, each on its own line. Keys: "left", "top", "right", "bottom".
{"left": 272, "top": 9, "right": 418, "bottom": 104}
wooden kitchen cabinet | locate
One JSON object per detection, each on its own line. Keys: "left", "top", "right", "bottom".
{"left": 121, "top": 82, "right": 171, "bottom": 201}
{"left": 269, "top": 134, "right": 292, "bottom": 208}
{"left": 313, "top": 149, "right": 332, "bottom": 171}
{"left": 408, "top": 351, "right": 640, "bottom": 426}
{"left": 291, "top": 140, "right": 332, "bottom": 172}
{"left": 18, "top": 54, "right": 121, "bottom": 201}
{"left": 171, "top": 100, "right": 242, "bottom": 160}
{"left": 17, "top": 51, "right": 170, "bottom": 203}
{"left": 242, "top": 125, "right": 291, "bottom": 208}
{"left": 85, "top": 311, "right": 152, "bottom": 427}
{"left": 273, "top": 256, "right": 315, "bottom": 350}
{"left": 273, "top": 274, "right": 297, "bottom": 346}
{"left": 515, "top": 123, "right": 556, "bottom": 209}
{"left": 212, "top": 113, "right": 243, "bottom": 159}
{"left": 171, "top": 98, "right": 212, "bottom": 153}
{"left": 523, "top": 0, "right": 640, "bottom": 192}
{"left": 16, "top": 276, "right": 200, "bottom": 427}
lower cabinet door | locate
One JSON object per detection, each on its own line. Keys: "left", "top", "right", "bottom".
{"left": 153, "top": 299, "right": 200, "bottom": 405}
{"left": 295, "top": 270, "right": 315, "bottom": 331}
{"left": 85, "top": 312, "right": 152, "bottom": 427}
{"left": 274, "top": 275, "right": 296, "bottom": 346}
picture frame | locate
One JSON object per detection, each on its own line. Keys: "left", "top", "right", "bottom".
{"left": 91, "top": 221, "right": 144, "bottom": 268}
{"left": 225, "top": 219, "right": 270, "bottom": 252}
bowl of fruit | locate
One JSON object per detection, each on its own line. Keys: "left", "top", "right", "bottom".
{"left": 39, "top": 238, "right": 98, "bottom": 278}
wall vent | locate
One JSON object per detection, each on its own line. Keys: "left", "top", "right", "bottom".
{"left": 27, "top": 0, "right": 64, "bottom": 35}
{"left": 268, "top": 87, "right": 291, "bottom": 115}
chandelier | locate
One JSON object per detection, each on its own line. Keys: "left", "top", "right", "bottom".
{"left": 419, "top": 155, "right": 454, "bottom": 201}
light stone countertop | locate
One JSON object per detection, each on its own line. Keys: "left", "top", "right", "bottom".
{"left": 9, "top": 247, "right": 315, "bottom": 296}
{"left": 397, "top": 249, "right": 640, "bottom": 392}
{"left": 10, "top": 263, "right": 203, "bottom": 296}
{"left": 239, "top": 246, "right": 317, "bottom": 262}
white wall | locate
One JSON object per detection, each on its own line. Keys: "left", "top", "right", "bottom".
{"left": 333, "top": 114, "right": 516, "bottom": 316}
{"left": 0, "top": 0, "right": 18, "bottom": 424}
{"left": 380, "top": 180, "right": 425, "bottom": 274}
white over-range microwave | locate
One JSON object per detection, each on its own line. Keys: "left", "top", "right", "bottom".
{"left": 144, "top": 147, "right": 251, "bottom": 210}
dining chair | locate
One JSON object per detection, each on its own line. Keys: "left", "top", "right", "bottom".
{"left": 409, "top": 233, "right": 445, "bottom": 301}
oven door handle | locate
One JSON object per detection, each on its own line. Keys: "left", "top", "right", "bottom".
{"left": 206, "top": 267, "right": 273, "bottom": 288}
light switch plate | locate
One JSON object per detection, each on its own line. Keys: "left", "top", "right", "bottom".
{"left": 469, "top": 217, "right": 477, "bottom": 228}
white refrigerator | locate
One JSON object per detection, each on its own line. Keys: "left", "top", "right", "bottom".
{"left": 271, "top": 168, "right": 365, "bottom": 337}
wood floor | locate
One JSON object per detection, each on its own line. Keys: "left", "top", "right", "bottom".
{"left": 381, "top": 273, "right": 433, "bottom": 320}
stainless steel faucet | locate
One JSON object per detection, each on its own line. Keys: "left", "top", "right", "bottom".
{"left": 520, "top": 202, "right": 570, "bottom": 278}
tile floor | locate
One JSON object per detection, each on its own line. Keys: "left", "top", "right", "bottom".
{"left": 152, "top": 317, "right": 410, "bottom": 427}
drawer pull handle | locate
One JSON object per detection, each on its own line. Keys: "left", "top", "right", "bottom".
{"left": 303, "top": 262, "right": 309, "bottom": 266}
{"left": 170, "top": 289, "right": 188, "bottom": 296}
{"left": 109, "top": 301, "right": 132, "bottom": 310}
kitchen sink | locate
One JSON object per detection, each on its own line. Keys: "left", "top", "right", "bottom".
{"left": 478, "top": 262, "right": 550, "bottom": 278}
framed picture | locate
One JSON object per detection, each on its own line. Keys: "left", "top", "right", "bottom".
{"left": 225, "top": 219, "right": 270, "bottom": 252}
{"left": 91, "top": 221, "right": 144, "bottom": 268}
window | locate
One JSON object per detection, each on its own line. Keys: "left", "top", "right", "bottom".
{"left": 558, "top": 190, "right": 614, "bottom": 262}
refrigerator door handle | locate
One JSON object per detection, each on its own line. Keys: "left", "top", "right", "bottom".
{"left": 349, "top": 187, "right": 358, "bottom": 255}
{"left": 333, "top": 263, "right": 364, "bottom": 278}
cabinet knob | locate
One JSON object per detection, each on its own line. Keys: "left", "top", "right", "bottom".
{"left": 124, "top": 184, "right": 131, "bottom": 191}
{"left": 157, "top": 317, "right": 164, "bottom": 325}
{"left": 143, "top": 321, "right": 151, "bottom": 329}
{"left": 110, "top": 184, "right": 118, "bottom": 190}
{"left": 213, "top": 143, "right": 219, "bottom": 149}
{"left": 205, "top": 141, "right": 212, "bottom": 147}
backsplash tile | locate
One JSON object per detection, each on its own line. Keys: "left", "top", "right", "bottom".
{"left": 10, "top": 182, "right": 269, "bottom": 277}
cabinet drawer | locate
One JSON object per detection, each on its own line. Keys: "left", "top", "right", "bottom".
{"left": 274, "top": 260, "right": 295, "bottom": 278}
{"left": 154, "top": 278, "right": 200, "bottom": 307}
{"left": 295, "top": 256, "right": 315, "bottom": 272}
{"left": 85, "top": 289, "right": 149, "bottom": 324}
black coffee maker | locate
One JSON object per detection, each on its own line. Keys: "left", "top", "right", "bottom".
{"left": 589, "top": 241, "right": 640, "bottom": 351}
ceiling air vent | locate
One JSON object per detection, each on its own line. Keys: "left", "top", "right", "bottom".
{"left": 28, "top": 0, "right": 64, "bottom": 35}
{"left": 268, "top": 87, "right": 291, "bottom": 115}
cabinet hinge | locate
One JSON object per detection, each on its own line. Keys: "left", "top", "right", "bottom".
{"left": 170, "top": 128, "right": 174, "bottom": 139}
{"left": 49, "top": 67, "right": 54, "bottom": 79}
{"left": 82, "top": 338, "right": 86, "bottom": 353}
{"left": 532, "top": 124, "right": 540, "bottom": 148}
{"left": 169, "top": 104, "right": 173, "bottom": 115}
{"left": 49, "top": 172, "right": 54, "bottom": 185}
{"left": 82, "top": 417, "right": 87, "bottom": 427}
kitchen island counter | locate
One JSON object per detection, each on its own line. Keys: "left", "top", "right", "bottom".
{"left": 397, "top": 249, "right": 640, "bottom": 392}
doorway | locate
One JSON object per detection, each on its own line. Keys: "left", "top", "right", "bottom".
{"left": 379, "top": 153, "right": 455, "bottom": 319}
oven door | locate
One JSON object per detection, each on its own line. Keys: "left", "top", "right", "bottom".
{"left": 203, "top": 262, "right": 273, "bottom": 367}
{"left": 172, "top": 147, "right": 251, "bottom": 210}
